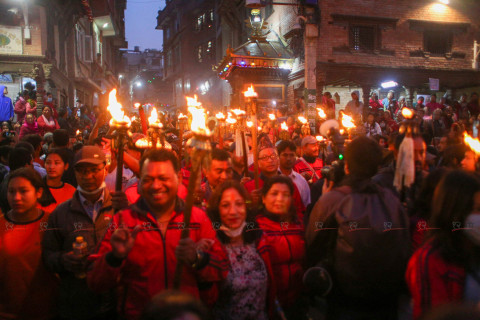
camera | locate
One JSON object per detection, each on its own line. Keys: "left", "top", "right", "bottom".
{"left": 320, "top": 160, "right": 345, "bottom": 185}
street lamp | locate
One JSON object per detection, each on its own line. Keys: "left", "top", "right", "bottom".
{"left": 129, "top": 75, "right": 143, "bottom": 110}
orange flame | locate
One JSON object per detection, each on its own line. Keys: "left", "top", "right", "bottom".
{"left": 186, "top": 95, "right": 210, "bottom": 135}
{"left": 298, "top": 116, "right": 307, "bottom": 124}
{"left": 246, "top": 121, "right": 253, "bottom": 128}
{"left": 341, "top": 113, "right": 355, "bottom": 129}
{"left": 281, "top": 121, "right": 288, "bottom": 131}
{"left": 178, "top": 112, "right": 187, "bottom": 120}
{"left": 231, "top": 109, "right": 246, "bottom": 117}
{"left": 76, "top": 130, "right": 80, "bottom": 135}
{"left": 402, "top": 107, "right": 414, "bottom": 119}
{"left": 268, "top": 113, "right": 276, "bottom": 121}
{"left": 243, "top": 85, "right": 258, "bottom": 98}
{"left": 148, "top": 107, "right": 162, "bottom": 127}
{"left": 317, "top": 108, "right": 326, "bottom": 119}
{"left": 135, "top": 137, "right": 172, "bottom": 149}
{"left": 316, "top": 135, "right": 324, "bottom": 142}
{"left": 134, "top": 103, "right": 141, "bottom": 109}
{"left": 107, "top": 89, "right": 131, "bottom": 126}
{"left": 226, "top": 112, "right": 237, "bottom": 124}
{"left": 216, "top": 112, "right": 226, "bottom": 120}
{"left": 464, "top": 132, "right": 480, "bottom": 155}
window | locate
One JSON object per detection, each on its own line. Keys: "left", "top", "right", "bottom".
{"left": 195, "top": 11, "right": 213, "bottom": 31}
{"left": 165, "top": 27, "right": 170, "bottom": 41}
{"left": 166, "top": 50, "right": 172, "bottom": 67}
{"left": 350, "top": 26, "right": 376, "bottom": 52}
{"left": 196, "top": 14, "right": 205, "bottom": 31}
{"left": 76, "top": 26, "right": 85, "bottom": 60}
{"left": 206, "top": 41, "right": 214, "bottom": 60}
{"left": 84, "top": 35, "right": 93, "bottom": 62}
{"left": 206, "top": 10, "right": 214, "bottom": 28}
{"left": 265, "top": 3, "right": 273, "bottom": 19}
{"left": 424, "top": 30, "right": 452, "bottom": 56}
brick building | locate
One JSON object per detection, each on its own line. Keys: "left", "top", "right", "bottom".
{"left": 0, "top": 0, "right": 127, "bottom": 116}
{"left": 262, "top": 0, "right": 480, "bottom": 112}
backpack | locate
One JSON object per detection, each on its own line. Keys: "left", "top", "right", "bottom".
{"left": 331, "top": 183, "right": 410, "bottom": 300}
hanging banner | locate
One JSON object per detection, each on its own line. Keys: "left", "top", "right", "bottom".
{"left": 429, "top": 78, "right": 439, "bottom": 91}
{"left": 0, "top": 26, "right": 23, "bottom": 55}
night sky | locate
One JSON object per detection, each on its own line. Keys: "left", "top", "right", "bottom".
{"left": 125, "top": 0, "right": 165, "bottom": 51}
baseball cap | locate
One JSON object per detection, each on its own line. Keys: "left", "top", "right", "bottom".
{"left": 74, "top": 145, "right": 106, "bottom": 166}
{"left": 301, "top": 135, "right": 317, "bottom": 147}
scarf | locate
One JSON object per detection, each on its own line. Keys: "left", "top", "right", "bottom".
{"left": 41, "top": 114, "right": 56, "bottom": 127}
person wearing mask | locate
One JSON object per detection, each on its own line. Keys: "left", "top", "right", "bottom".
{"left": 364, "top": 112, "right": 382, "bottom": 137}
{"left": 87, "top": 149, "right": 228, "bottom": 320}
{"left": 406, "top": 170, "right": 480, "bottom": 319}
{"left": 207, "top": 181, "right": 276, "bottom": 319}
{"left": 345, "top": 91, "right": 364, "bottom": 118}
{"left": 14, "top": 90, "right": 34, "bottom": 124}
{"left": 37, "top": 106, "right": 60, "bottom": 136}
{"left": 256, "top": 176, "right": 306, "bottom": 317}
{"left": 19, "top": 113, "right": 40, "bottom": 139}
{"left": 0, "top": 168, "right": 59, "bottom": 319}
{"left": 277, "top": 140, "right": 310, "bottom": 208}
{"left": 42, "top": 146, "right": 119, "bottom": 320}
{"left": 42, "top": 148, "right": 76, "bottom": 213}
{"left": 293, "top": 135, "right": 324, "bottom": 184}
{"left": 0, "top": 85, "right": 13, "bottom": 122}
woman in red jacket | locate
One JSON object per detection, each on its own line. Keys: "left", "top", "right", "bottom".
{"left": 406, "top": 170, "right": 480, "bottom": 319}
{"left": 207, "top": 180, "right": 276, "bottom": 320}
{"left": 256, "top": 175, "right": 305, "bottom": 317}
{"left": 0, "top": 168, "right": 58, "bottom": 319}
{"left": 19, "top": 113, "right": 40, "bottom": 139}
{"left": 37, "top": 105, "right": 59, "bottom": 136}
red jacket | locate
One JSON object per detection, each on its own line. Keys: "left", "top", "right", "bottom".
{"left": 293, "top": 157, "right": 323, "bottom": 183}
{"left": 87, "top": 198, "right": 228, "bottom": 320}
{"left": 256, "top": 214, "right": 305, "bottom": 310}
{"left": 406, "top": 243, "right": 465, "bottom": 319}
{"left": 37, "top": 115, "right": 60, "bottom": 135}
{"left": 244, "top": 177, "right": 306, "bottom": 218}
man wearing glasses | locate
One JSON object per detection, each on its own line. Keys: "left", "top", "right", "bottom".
{"left": 42, "top": 146, "right": 117, "bottom": 320}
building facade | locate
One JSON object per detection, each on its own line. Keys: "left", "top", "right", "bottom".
{"left": 0, "top": 0, "right": 127, "bottom": 116}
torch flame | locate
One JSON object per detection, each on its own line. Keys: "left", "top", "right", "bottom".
{"left": 464, "top": 132, "right": 480, "bottom": 155}
{"left": 76, "top": 130, "right": 80, "bottom": 135}
{"left": 243, "top": 85, "right": 258, "bottom": 98}
{"left": 131, "top": 116, "right": 136, "bottom": 122}
{"left": 246, "top": 121, "right": 253, "bottom": 128}
{"left": 268, "top": 113, "right": 276, "bottom": 121}
{"left": 107, "top": 89, "right": 131, "bottom": 126}
{"left": 402, "top": 107, "right": 414, "bottom": 119}
{"left": 135, "top": 137, "right": 172, "bottom": 149}
{"left": 341, "top": 113, "right": 355, "bottom": 129}
{"left": 281, "top": 121, "right": 288, "bottom": 131}
{"left": 316, "top": 135, "right": 324, "bottom": 142}
{"left": 148, "top": 107, "right": 161, "bottom": 126}
{"left": 231, "top": 109, "right": 246, "bottom": 117}
{"left": 340, "top": 129, "right": 345, "bottom": 135}
{"left": 216, "top": 112, "right": 226, "bottom": 120}
{"left": 186, "top": 95, "right": 210, "bottom": 135}
{"left": 226, "top": 112, "right": 237, "bottom": 124}
{"left": 134, "top": 103, "right": 140, "bottom": 109}
{"left": 317, "top": 108, "right": 327, "bottom": 119}
{"left": 178, "top": 112, "right": 187, "bottom": 120}
{"left": 298, "top": 116, "right": 307, "bottom": 124}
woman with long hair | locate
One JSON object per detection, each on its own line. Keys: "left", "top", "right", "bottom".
{"left": 207, "top": 180, "right": 275, "bottom": 319}
{"left": 256, "top": 175, "right": 305, "bottom": 317}
{"left": 37, "top": 105, "right": 60, "bottom": 136}
{"left": 406, "top": 170, "right": 480, "bottom": 319}
{"left": 0, "top": 168, "right": 58, "bottom": 319}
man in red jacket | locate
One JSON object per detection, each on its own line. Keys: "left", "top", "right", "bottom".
{"left": 87, "top": 149, "right": 228, "bottom": 320}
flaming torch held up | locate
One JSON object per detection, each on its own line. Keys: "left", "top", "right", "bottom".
{"left": 279, "top": 121, "right": 290, "bottom": 141}
{"left": 216, "top": 112, "right": 226, "bottom": 149}
{"left": 232, "top": 109, "right": 248, "bottom": 178}
{"left": 317, "top": 107, "right": 327, "bottom": 119}
{"left": 464, "top": 132, "right": 480, "bottom": 155}
{"left": 244, "top": 85, "right": 260, "bottom": 189}
{"left": 106, "top": 89, "right": 131, "bottom": 194}
{"left": 298, "top": 116, "right": 310, "bottom": 136}
{"left": 173, "top": 95, "right": 212, "bottom": 289}
{"left": 135, "top": 107, "right": 172, "bottom": 150}
{"left": 176, "top": 113, "right": 188, "bottom": 159}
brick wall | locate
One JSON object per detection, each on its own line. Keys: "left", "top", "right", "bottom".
{"left": 318, "top": 0, "right": 479, "bottom": 71}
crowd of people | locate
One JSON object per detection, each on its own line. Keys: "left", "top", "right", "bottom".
{"left": 1, "top": 84, "right": 480, "bottom": 320}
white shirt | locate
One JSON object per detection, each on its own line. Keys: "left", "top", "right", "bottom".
{"left": 78, "top": 189, "right": 105, "bottom": 222}
{"left": 278, "top": 168, "right": 311, "bottom": 207}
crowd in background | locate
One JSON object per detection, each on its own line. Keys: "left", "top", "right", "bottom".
{"left": 1, "top": 81, "right": 480, "bottom": 320}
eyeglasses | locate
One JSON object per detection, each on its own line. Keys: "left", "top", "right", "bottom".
{"left": 75, "top": 165, "right": 105, "bottom": 175}
{"left": 259, "top": 154, "right": 278, "bottom": 161}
